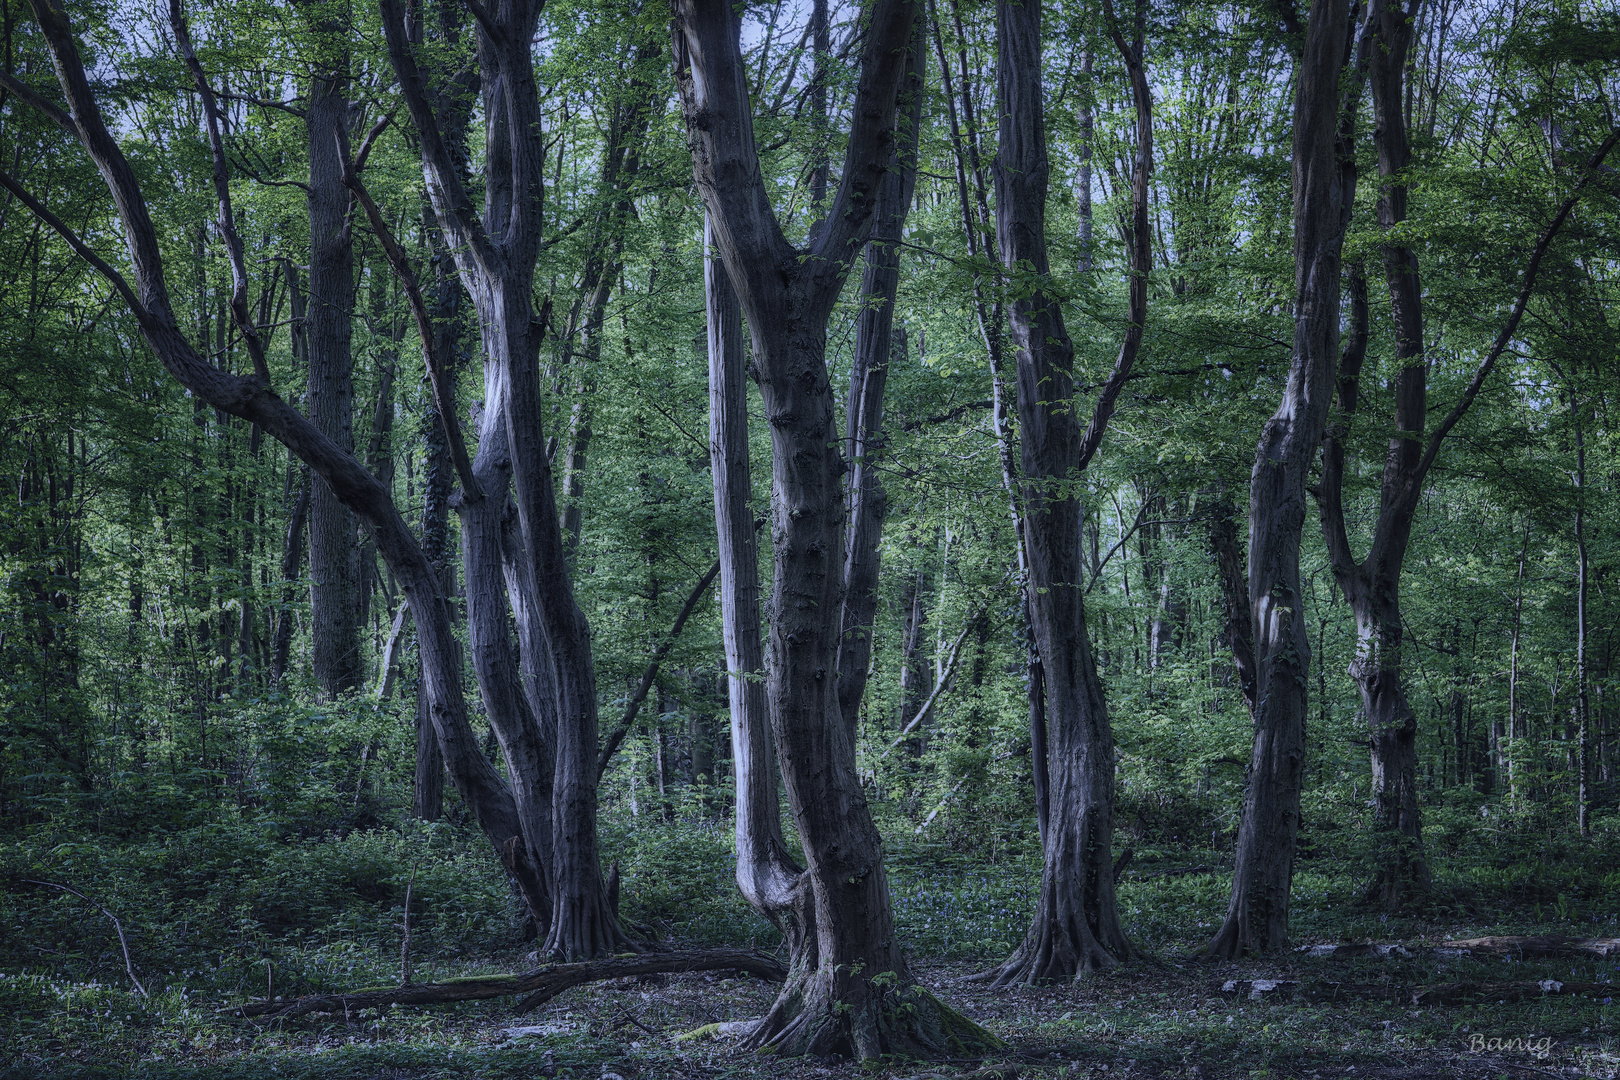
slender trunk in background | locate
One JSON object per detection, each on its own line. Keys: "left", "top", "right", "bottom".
{"left": 1575, "top": 399, "right": 1590, "bottom": 837}
{"left": 1077, "top": 48, "right": 1094, "bottom": 272}
{"left": 704, "top": 212, "right": 812, "bottom": 958}
{"left": 1202, "top": 483, "right": 1257, "bottom": 712}
{"left": 928, "top": 0, "right": 1048, "bottom": 838}
{"left": 270, "top": 469, "right": 312, "bottom": 688}
{"left": 897, "top": 571, "right": 929, "bottom": 752}
{"left": 557, "top": 37, "right": 664, "bottom": 555}
{"left": 836, "top": 47, "right": 924, "bottom": 742}
{"left": 677, "top": 0, "right": 993, "bottom": 1055}
{"left": 305, "top": 47, "right": 363, "bottom": 700}
{"left": 1203, "top": 0, "right": 1355, "bottom": 959}
{"left": 976, "top": 0, "right": 1150, "bottom": 984}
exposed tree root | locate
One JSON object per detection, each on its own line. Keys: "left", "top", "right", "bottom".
{"left": 230, "top": 948, "right": 786, "bottom": 1019}
{"left": 743, "top": 966, "right": 1002, "bottom": 1061}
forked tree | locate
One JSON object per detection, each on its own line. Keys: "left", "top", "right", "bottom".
{"left": 675, "top": 0, "right": 996, "bottom": 1058}
{"left": 1316, "top": 0, "right": 1620, "bottom": 911}
{"left": 378, "top": 0, "right": 632, "bottom": 959}
{"left": 973, "top": 0, "right": 1152, "bottom": 983}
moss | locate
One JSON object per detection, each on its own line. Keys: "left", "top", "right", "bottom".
{"left": 674, "top": 1022, "right": 725, "bottom": 1043}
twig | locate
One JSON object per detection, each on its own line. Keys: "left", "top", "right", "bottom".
{"left": 23, "top": 880, "right": 147, "bottom": 997}
{"left": 879, "top": 616, "right": 979, "bottom": 760}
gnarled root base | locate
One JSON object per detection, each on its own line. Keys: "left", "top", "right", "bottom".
{"left": 743, "top": 967, "right": 1001, "bottom": 1061}
{"left": 972, "top": 905, "right": 1134, "bottom": 985}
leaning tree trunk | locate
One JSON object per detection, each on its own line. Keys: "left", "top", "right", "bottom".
{"left": 975, "top": 0, "right": 1150, "bottom": 985}
{"left": 304, "top": 51, "right": 364, "bottom": 700}
{"left": 675, "top": 0, "right": 997, "bottom": 1058}
{"left": 1201, "top": 0, "right": 1357, "bottom": 959}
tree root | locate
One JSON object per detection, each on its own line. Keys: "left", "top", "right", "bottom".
{"left": 229, "top": 948, "right": 786, "bottom": 1019}
{"left": 744, "top": 969, "right": 1002, "bottom": 1061}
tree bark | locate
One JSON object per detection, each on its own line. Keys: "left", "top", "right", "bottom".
{"left": 1202, "top": 0, "right": 1358, "bottom": 959}
{"left": 304, "top": 42, "right": 364, "bottom": 700}
{"left": 676, "top": 0, "right": 996, "bottom": 1057}
{"left": 834, "top": 42, "right": 923, "bottom": 741}
{"left": 975, "top": 0, "right": 1150, "bottom": 984}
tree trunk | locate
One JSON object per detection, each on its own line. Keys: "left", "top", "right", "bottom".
{"left": 380, "top": 0, "right": 628, "bottom": 959}
{"left": 305, "top": 59, "right": 363, "bottom": 700}
{"left": 269, "top": 468, "right": 311, "bottom": 688}
{"left": 835, "top": 47, "right": 924, "bottom": 742}
{"left": 975, "top": 0, "right": 1150, "bottom": 984}
{"left": 1202, "top": 0, "right": 1356, "bottom": 959}
{"left": 704, "top": 210, "right": 815, "bottom": 973}
{"left": 676, "top": 0, "right": 996, "bottom": 1056}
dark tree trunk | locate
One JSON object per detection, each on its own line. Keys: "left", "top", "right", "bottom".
{"left": 676, "top": 0, "right": 995, "bottom": 1057}
{"left": 269, "top": 468, "right": 311, "bottom": 688}
{"left": 381, "top": 0, "right": 629, "bottom": 959}
{"left": 976, "top": 0, "right": 1150, "bottom": 984}
{"left": 1202, "top": 483, "right": 1256, "bottom": 713}
{"left": 1202, "top": 0, "right": 1357, "bottom": 959}
{"left": 305, "top": 60, "right": 363, "bottom": 700}
{"left": 834, "top": 51, "right": 923, "bottom": 740}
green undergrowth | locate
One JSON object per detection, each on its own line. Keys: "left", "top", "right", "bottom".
{"left": 2, "top": 801, "right": 1618, "bottom": 1077}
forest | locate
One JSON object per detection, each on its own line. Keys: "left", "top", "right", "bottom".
{"left": 0, "top": 0, "right": 1617, "bottom": 1074}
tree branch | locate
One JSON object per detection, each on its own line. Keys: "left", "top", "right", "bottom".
{"left": 338, "top": 130, "right": 482, "bottom": 501}
{"left": 1405, "top": 123, "right": 1620, "bottom": 505}
{"left": 169, "top": 0, "right": 271, "bottom": 381}
{"left": 596, "top": 556, "right": 723, "bottom": 780}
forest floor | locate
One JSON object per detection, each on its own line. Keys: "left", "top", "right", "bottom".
{"left": 3, "top": 813, "right": 1618, "bottom": 1079}
{"left": 4, "top": 923, "right": 1616, "bottom": 1079}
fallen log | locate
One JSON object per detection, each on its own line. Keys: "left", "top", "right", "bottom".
{"left": 1440, "top": 936, "right": 1620, "bottom": 960}
{"left": 1406, "top": 979, "right": 1606, "bottom": 1006}
{"left": 1218, "top": 978, "right": 1609, "bottom": 1007}
{"left": 232, "top": 948, "right": 787, "bottom": 1019}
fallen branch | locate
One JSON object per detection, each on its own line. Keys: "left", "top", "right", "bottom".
{"left": 1218, "top": 977, "right": 1608, "bottom": 1006}
{"left": 1441, "top": 936, "right": 1620, "bottom": 960}
{"left": 23, "top": 880, "right": 146, "bottom": 997}
{"left": 232, "top": 948, "right": 786, "bottom": 1019}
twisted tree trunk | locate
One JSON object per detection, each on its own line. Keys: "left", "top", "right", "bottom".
{"left": 676, "top": 0, "right": 996, "bottom": 1057}
{"left": 1201, "top": 0, "right": 1360, "bottom": 959}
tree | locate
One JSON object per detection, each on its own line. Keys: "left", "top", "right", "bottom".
{"left": 674, "top": 0, "right": 996, "bottom": 1057}
{"left": 1200, "top": 0, "right": 1358, "bottom": 960}
{"left": 973, "top": 0, "right": 1152, "bottom": 983}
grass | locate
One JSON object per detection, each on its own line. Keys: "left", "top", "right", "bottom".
{"left": 2, "top": 806, "right": 1617, "bottom": 1078}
